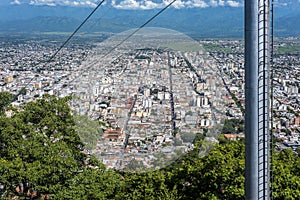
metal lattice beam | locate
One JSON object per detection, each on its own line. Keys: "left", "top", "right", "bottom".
{"left": 245, "top": 0, "right": 271, "bottom": 199}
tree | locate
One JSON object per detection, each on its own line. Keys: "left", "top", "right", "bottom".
{"left": 126, "top": 159, "right": 145, "bottom": 172}
{"left": 296, "top": 147, "right": 300, "bottom": 155}
{"left": 181, "top": 132, "right": 195, "bottom": 143}
{"left": 55, "top": 168, "right": 125, "bottom": 200}
{"left": 173, "top": 138, "right": 183, "bottom": 146}
{"left": 0, "top": 95, "right": 86, "bottom": 198}
{"left": 221, "top": 119, "right": 236, "bottom": 134}
{"left": 221, "top": 119, "right": 242, "bottom": 134}
{"left": 0, "top": 92, "right": 14, "bottom": 113}
{"left": 272, "top": 149, "right": 300, "bottom": 199}
{"left": 193, "top": 132, "right": 205, "bottom": 143}
{"left": 73, "top": 114, "right": 103, "bottom": 150}
{"left": 218, "top": 134, "right": 230, "bottom": 145}
{"left": 18, "top": 87, "right": 27, "bottom": 96}
{"left": 166, "top": 140, "right": 300, "bottom": 200}
{"left": 166, "top": 141, "right": 245, "bottom": 200}
{"left": 120, "top": 171, "right": 178, "bottom": 200}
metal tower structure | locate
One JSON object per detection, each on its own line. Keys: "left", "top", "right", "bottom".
{"left": 245, "top": 0, "right": 271, "bottom": 199}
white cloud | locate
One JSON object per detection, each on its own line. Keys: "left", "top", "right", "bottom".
{"left": 30, "top": 0, "right": 56, "bottom": 6}
{"left": 10, "top": 0, "right": 245, "bottom": 8}
{"left": 29, "top": 0, "right": 97, "bottom": 7}
{"left": 191, "top": 0, "right": 208, "bottom": 8}
{"left": 210, "top": 0, "right": 218, "bottom": 6}
{"left": 226, "top": 0, "right": 241, "bottom": 7}
{"left": 11, "top": 0, "right": 21, "bottom": 4}
{"left": 112, "top": 0, "right": 141, "bottom": 9}
{"left": 141, "top": 0, "right": 163, "bottom": 9}
{"left": 112, "top": 0, "right": 165, "bottom": 9}
{"left": 218, "top": 0, "right": 225, "bottom": 6}
{"left": 111, "top": 0, "right": 216, "bottom": 10}
{"left": 172, "top": 0, "right": 187, "bottom": 9}
{"left": 66, "top": 1, "right": 97, "bottom": 7}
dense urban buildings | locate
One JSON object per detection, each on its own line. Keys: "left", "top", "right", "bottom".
{"left": 1, "top": 33, "right": 299, "bottom": 170}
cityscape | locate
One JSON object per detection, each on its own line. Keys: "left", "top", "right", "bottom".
{"left": 0, "top": 0, "right": 300, "bottom": 200}
{"left": 0, "top": 0, "right": 299, "bottom": 198}
{"left": 1, "top": 32, "right": 299, "bottom": 170}
{"left": 1, "top": 29, "right": 228, "bottom": 171}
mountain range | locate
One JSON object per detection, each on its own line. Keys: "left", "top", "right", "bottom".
{"left": 0, "top": 2, "right": 299, "bottom": 38}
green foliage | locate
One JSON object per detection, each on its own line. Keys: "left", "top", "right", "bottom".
{"left": 164, "top": 42, "right": 204, "bottom": 52}
{"left": 296, "top": 147, "right": 300, "bottom": 155}
{"left": 276, "top": 45, "right": 300, "bottom": 54}
{"left": 181, "top": 132, "right": 195, "bottom": 143}
{"left": 55, "top": 168, "right": 124, "bottom": 200}
{"left": 193, "top": 132, "right": 205, "bottom": 143}
{"left": 18, "top": 87, "right": 27, "bottom": 96}
{"left": 74, "top": 114, "right": 103, "bottom": 150}
{"left": 229, "top": 92, "right": 245, "bottom": 113}
{"left": 166, "top": 141, "right": 245, "bottom": 200}
{"left": 221, "top": 118, "right": 243, "bottom": 134}
{"left": 218, "top": 134, "right": 230, "bottom": 145}
{"left": 0, "top": 94, "right": 86, "bottom": 197}
{"left": 272, "top": 149, "right": 300, "bottom": 200}
{"left": 120, "top": 171, "right": 178, "bottom": 200}
{"left": 126, "top": 159, "right": 145, "bottom": 172}
{"left": 222, "top": 119, "right": 236, "bottom": 134}
{"left": 203, "top": 43, "right": 233, "bottom": 53}
{"left": 173, "top": 138, "right": 183, "bottom": 146}
{"left": 0, "top": 92, "right": 14, "bottom": 113}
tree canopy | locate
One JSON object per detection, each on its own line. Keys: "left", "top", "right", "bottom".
{"left": 0, "top": 95, "right": 86, "bottom": 198}
{"left": 0, "top": 91, "right": 14, "bottom": 113}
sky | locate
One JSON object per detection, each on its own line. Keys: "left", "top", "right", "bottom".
{"left": 7, "top": 0, "right": 244, "bottom": 9}
{"left": 3, "top": 0, "right": 298, "bottom": 9}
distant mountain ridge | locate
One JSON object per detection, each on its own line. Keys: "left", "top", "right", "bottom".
{"left": 0, "top": 4, "right": 299, "bottom": 38}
